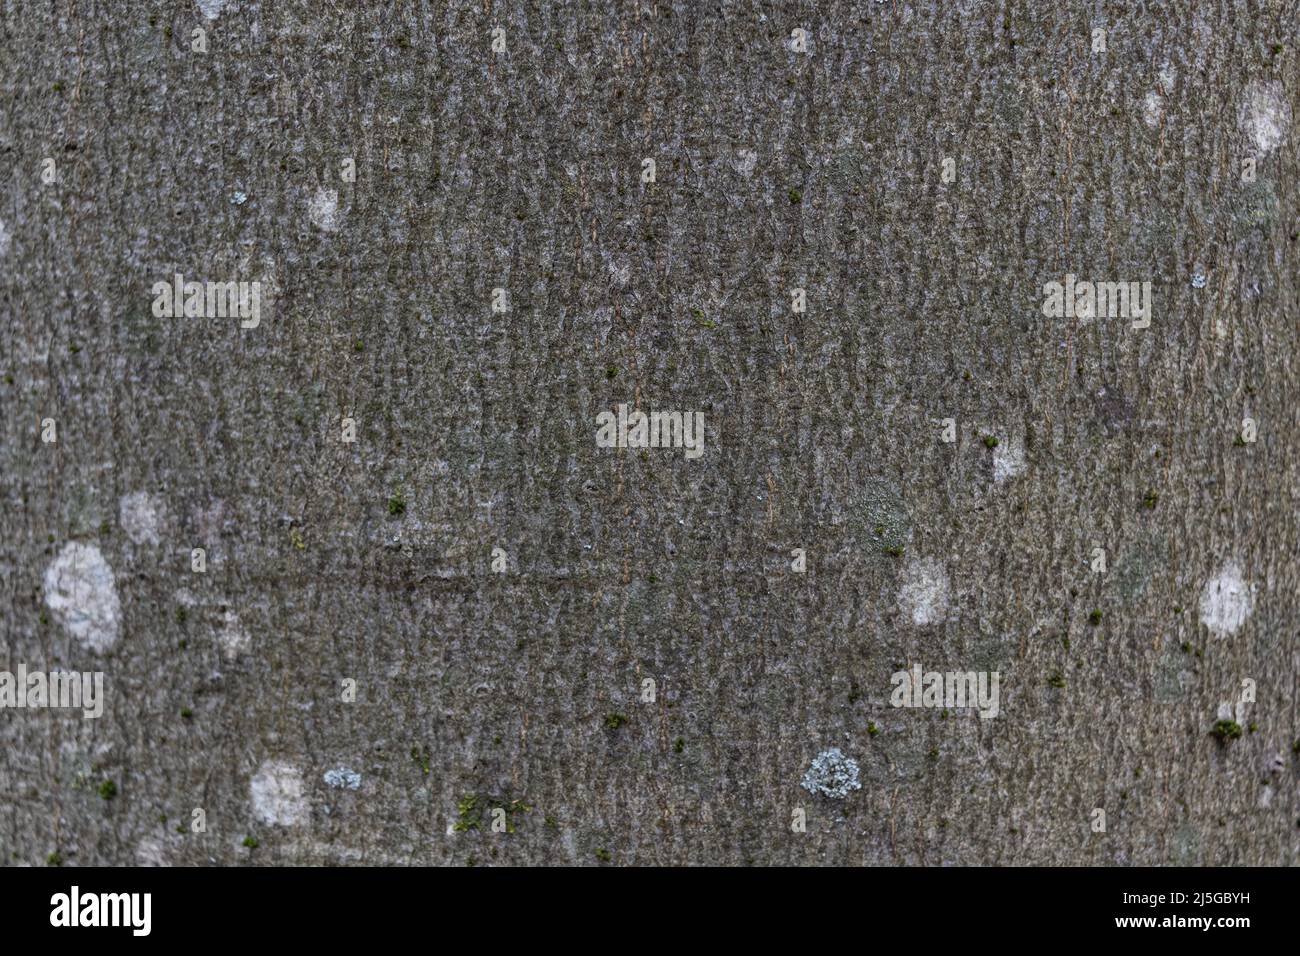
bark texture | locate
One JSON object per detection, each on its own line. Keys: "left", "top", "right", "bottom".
{"left": 1, "top": 0, "right": 1298, "bottom": 866}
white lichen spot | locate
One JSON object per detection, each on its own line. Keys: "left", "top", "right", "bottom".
{"left": 1142, "top": 90, "right": 1164, "bottom": 128}
{"left": 801, "top": 748, "right": 861, "bottom": 799}
{"left": 231, "top": 190, "right": 247, "bottom": 205}
{"left": 784, "top": 32, "right": 814, "bottom": 54}
{"left": 992, "top": 435, "right": 1027, "bottom": 483}
{"left": 1191, "top": 270, "right": 1207, "bottom": 289}
{"left": 323, "top": 767, "right": 362, "bottom": 790}
{"left": 1238, "top": 80, "right": 1290, "bottom": 156}
{"left": 1199, "top": 560, "right": 1255, "bottom": 638}
{"left": 251, "top": 760, "right": 308, "bottom": 826}
{"left": 43, "top": 542, "right": 122, "bottom": 653}
{"left": 119, "top": 491, "right": 166, "bottom": 546}
{"left": 0, "top": 219, "right": 10, "bottom": 259}
{"left": 217, "top": 608, "right": 251, "bottom": 660}
{"left": 897, "top": 556, "right": 951, "bottom": 626}
{"left": 308, "top": 187, "right": 341, "bottom": 231}
{"left": 196, "top": 0, "right": 227, "bottom": 20}
{"left": 734, "top": 149, "right": 758, "bottom": 178}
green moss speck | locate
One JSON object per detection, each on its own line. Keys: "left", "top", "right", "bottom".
{"left": 1047, "top": 670, "right": 1065, "bottom": 688}
{"left": 867, "top": 722, "right": 880, "bottom": 737}
{"left": 410, "top": 745, "right": 430, "bottom": 775}
{"left": 603, "top": 713, "right": 628, "bottom": 730}
{"left": 387, "top": 493, "right": 406, "bottom": 516}
{"left": 180, "top": 707, "right": 193, "bottom": 720}
{"left": 47, "top": 852, "right": 62, "bottom": 866}
{"left": 98, "top": 780, "right": 117, "bottom": 800}
{"left": 788, "top": 188, "right": 802, "bottom": 204}
{"left": 673, "top": 737, "right": 684, "bottom": 754}
{"left": 594, "top": 847, "right": 612, "bottom": 862}
{"left": 1088, "top": 610, "right": 1102, "bottom": 626}
{"left": 242, "top": 836, "right": 259, "bottom": 849}
{"left": 1211, "top": 719, "right": 1243, "bottom": 741}
{"left": 982, "top": 435, "right": 999, "bottom": 449}
{"left": 453, "top": 794, "right": 482, "bottom": 832}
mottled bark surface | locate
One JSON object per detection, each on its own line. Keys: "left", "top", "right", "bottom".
{"left": 1, "top": 1, "right": 1297, "bottom": 866}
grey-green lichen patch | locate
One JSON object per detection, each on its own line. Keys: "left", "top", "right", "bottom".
{"left": 801, "top": 748, "right": 862, "bottom": 799}
{"left": 967, "top": 630, "right": 1013, "bottom": 674}
{"left": 1224, "top": 178, "right": 1279, "bottom": 239}
{"left": 856, "top": 479, "right": 910, "bottom": 554}
{"left": 1115, "top": 535, "right": 1166, "bottom": 603}
{"left": 1154, "top": 642, "right": 1194, "bottom": 703}
{"left": 1171, "top": 823, "right": 1202, "bottom": 865}
{"left": 67, "top": 485, "right": 109, "bottom": 540}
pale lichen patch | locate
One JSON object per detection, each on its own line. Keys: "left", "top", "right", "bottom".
{"left": 217, "top": 608, "right": 251, "bottom": 660}
{"left": 897, "top": 556, "right": 951, "bottom": 626}
{"left": 251, "top": 760, "right": 308, "bottom": 826}
{"left": 308, "top": 187, "right": 341, "bottom": 231}
{"left": 992, "top": 434, "right": 1027, "bottom": 483}
{"left": 43, "top": 543, "right": 122, "bottom": 653}
{"left": 119, "top": 491, "right": 166, "bottom": 546}
{"left": 1199, "top": 560, "right": 1255, "bottom": 638}
{"left": 1238, "top": 80, "right": 1290, "bottom": 155}
{"left": 801, "top": 748, "right": 862, "bottom": 799}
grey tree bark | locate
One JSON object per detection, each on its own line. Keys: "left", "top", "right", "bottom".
{"left": 1, "top": 0, "right": 1297, "bottom": 866}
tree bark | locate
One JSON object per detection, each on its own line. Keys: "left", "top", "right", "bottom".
{"left": 1, "top": 0, "right": 1297, "bottom": 866}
